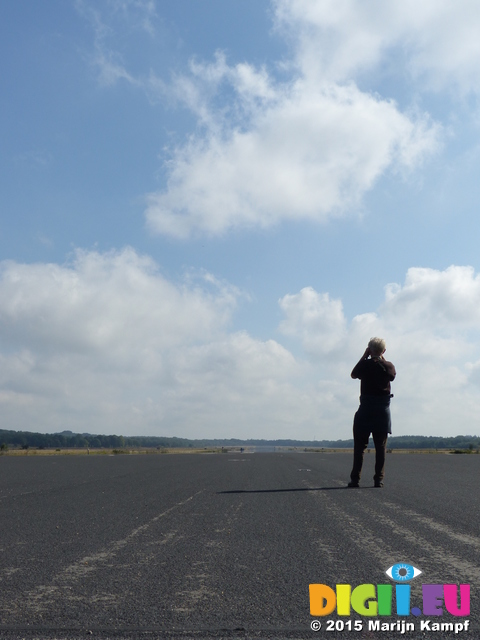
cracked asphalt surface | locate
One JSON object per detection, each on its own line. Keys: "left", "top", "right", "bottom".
{"left": 0, "top": 451, "right": 478, "bottom": 639}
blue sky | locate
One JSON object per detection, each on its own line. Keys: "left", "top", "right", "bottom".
{"left": 2, "top": 0, "right": 480, "bottom": 440}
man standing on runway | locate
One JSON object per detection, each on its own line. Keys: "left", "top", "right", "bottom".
{"left": 348, "top": 337, "right": 396, "bottom": 488}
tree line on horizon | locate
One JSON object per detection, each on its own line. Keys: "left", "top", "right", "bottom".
{"left": 0, "top": 428, "right": 479, "bottom": 451}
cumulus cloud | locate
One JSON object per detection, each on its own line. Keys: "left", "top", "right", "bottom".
{"left": 382, "top": 265, "right": 480, "bottom": 330}
{"left": 2, "top": 252, "right": 479, "bottom": 439}
{"left": 145, "top": 76, "right": 439, "bottom": 237}
{"left": 76, "top": 1, "right": 480, "bottom": 237}
{"left": 143, "top": 0, "right": 480, "bottom": 237}
{"left": 145, "top": 36, "right": 440, "bottom": 237}
{"left": 0, "top": 248, "right": 315, "bottom": 438}
{"left": 273, "top": 0, "right": 480, "bottom": 93}
{"left": 0, "top": 248, "right": 233, "bottom": 355}
{"left": 279, "top": 287, "right": 347, "bottom": 356}
{"left": 278, "top": 265, "right": 480, "bottom": 437}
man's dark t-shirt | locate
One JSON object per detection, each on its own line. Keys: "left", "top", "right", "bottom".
{"left": 351, "top": 357, "right": 396, "bottom": 396}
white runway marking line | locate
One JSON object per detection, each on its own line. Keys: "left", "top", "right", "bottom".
{"left": 360, "top": 501, "right": 480, "bottom": 583}
{"left": 332, "top": 478, "right": 480, "bottom": 552}
{"left": 12, "top": 491, "right": 204, "bottom": 615}
{"left": 0, "top": 490, "right": 37, "bottom": 501}
{"left": 173, "top": 498, "right": 244, "bottom": 614}
{"left": 381, "top": 500, "right": 480, "bottom": 551}
{"left": 303, "top": 478, "right": 402, "bottom": 573}
{"left": 305, "top": 478, "right": 480, "bottom": 585}
{"left": 302, "top": 476, "right": 432, "bottom": 602}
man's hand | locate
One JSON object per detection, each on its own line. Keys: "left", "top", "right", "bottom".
{"left": 362, "top": 347, "right": 371, "bottom": 359}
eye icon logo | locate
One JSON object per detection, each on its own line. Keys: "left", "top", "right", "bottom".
{"left": 386, "top": 563, "right": 422, "bottom": 582}
{"left": 309, "top": 561, "right": 470, "bottom": 619}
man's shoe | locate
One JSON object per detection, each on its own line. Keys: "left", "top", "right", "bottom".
{"left": 374, "top": 482, "right": 384, "bottom": 488}
{"left": 347, "top": 481, "right": 360, "bottom": 488}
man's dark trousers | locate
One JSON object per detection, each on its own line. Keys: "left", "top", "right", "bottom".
{"left": 350, "top": 425, "right": 388, "bottom": 485}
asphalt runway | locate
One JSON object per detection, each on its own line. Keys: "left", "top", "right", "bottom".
{"left": 0, "top": 451, "right": 478, "bottom": 640}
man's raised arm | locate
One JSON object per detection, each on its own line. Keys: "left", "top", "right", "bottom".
{"left": 351, "top": 347, "right": 370, "bottom": 379}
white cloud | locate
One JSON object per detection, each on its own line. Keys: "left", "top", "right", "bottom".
{"left": 142, "top": 0, "right": 454, "bottom": 238}
{"left": 2, "top": 252, "right": 480, "bottom": 439}
{"left": 0, "top": 248, "right": 232, "bottom": 356}
{"left": 0, "top": 249, "right": 314, "bottom": 438}
{"left": 145, "top": 76, "right": 439, "bottom": 237}
{"left": 279, "top": 287, "right": 347, "bottom": 356}
{"left": 1, "top": 253, "right": 480, "bottom": 439}
{"left": 277, "top": 265, "right": 480, "bottom": 437}
{"left": 143, "top": 0, "right": 480, "bottom": 237}
{"left": 382, "top": 265, "right": 480, "bottom": 330}
{"left": 75, "top": 1, "right": 480, "bottom": 238}
{"left": 273, "top": 0, "right": 480, "bottom": 93}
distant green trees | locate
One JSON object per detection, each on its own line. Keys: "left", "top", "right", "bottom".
{"left": 308, "top": 435, "right": 480, "bottom": 450}
{"left": 385, "top": 435, "right": 480, "bottom": 450}
{"left": 0, "top": 429, "right": 128, "bottom": 450}
{"left": 0, "top": 429, "right": 478, "bottom": 451}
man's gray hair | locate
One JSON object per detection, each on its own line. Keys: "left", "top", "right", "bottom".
{"left": 368, "top": 337, "right": 386, "bottom": 356}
